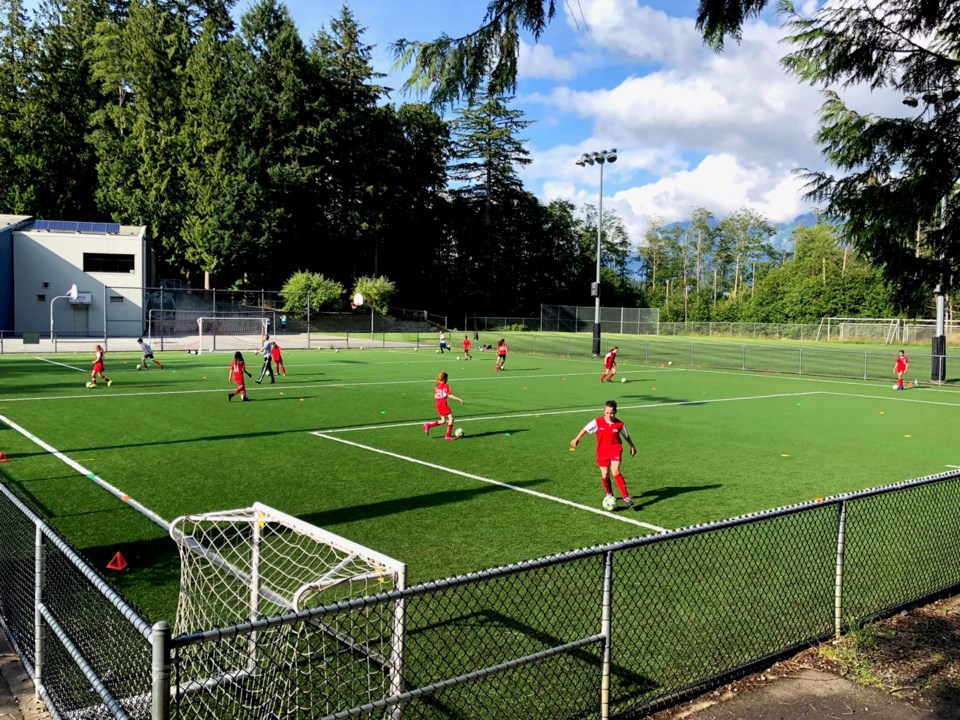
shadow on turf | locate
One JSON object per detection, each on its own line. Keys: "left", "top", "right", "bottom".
{"left": 634, "top": 484, "right": 722, "bottom": 509}
{"left": 430, "top": 428, "right": 527, "bottom": 439}
{"left": 302, "top": 478, "right": 552, "bottom": 526}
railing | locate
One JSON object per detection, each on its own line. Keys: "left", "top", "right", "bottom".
{"left": 3, "top": 468, "right": 960, "bottom": 719}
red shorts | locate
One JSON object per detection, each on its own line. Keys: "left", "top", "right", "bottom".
{"left": 93, "top": 362, "right": 104, "bottom": 374}
{"left": 596, "top": 448, "right": 623, "bottom": 467}
{"left": 436, "top": 402, "right": 451, "bottom": 416}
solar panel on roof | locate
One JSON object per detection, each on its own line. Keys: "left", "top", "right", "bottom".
{"left": 33, "top": 219, "right": 121, "bottom": 234}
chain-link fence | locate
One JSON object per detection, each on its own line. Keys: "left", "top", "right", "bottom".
{"left": 4, "top": 468, "right": 960, "bottom": 719}
{"left": 540, "top": 306, "right": 661, "bottom": 335}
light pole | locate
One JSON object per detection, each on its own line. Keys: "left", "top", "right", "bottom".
{"left": 576, "top": 148, "right": 617, "bottom": 356}
{"left": 50, "top": 284, "right": 78, "bottom": 341}
{"left": 903, "top": 90, "right": 957, "bottom": 381}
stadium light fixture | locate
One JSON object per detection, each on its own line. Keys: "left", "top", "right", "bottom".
{"left": 575, "top": 148, "right": 618, "bottom": 357}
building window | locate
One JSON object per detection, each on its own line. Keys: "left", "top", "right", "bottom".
{"left": 110, "top": 296, "right": 124, "bottom": 303}
{"left": 36, "top": 294, "right": 46, "bottom": 302}
{"left": 83, "top": 253, "right": 135, "bottom": 273}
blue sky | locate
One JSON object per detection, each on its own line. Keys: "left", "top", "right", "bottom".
{"left": 243, "top": 2, "right": 907, "bottom": 240}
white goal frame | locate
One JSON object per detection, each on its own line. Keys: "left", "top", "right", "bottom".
{"left": 169, "top": 503, "right": 407, "bottom": 719}
{"left": 196, "top": 316, "right": 268, "bottom": 355}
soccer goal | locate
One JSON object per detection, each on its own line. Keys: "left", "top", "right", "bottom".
{"left": 169, "top": 503, "right": 407, "bottom": 718}
{"left": 196, "top": 316, "right": 268, "bottom": 354}
{"left": 816, "top": 317, "right": 901, "bottom": 344}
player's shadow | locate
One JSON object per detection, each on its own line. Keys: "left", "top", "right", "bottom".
{"left": 302, "top": 478, "right": 551, "bottom": 526}
{"left": 635, "top": 484, "right": 722, "bottom": 509}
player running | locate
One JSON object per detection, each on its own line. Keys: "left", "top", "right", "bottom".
{"left": 462, "top": 334, "right": 472, "bottom": 360}
{"left": 570, "top": 400, "right": 637, "bottom": 509}
{"left": 495, "top": 338, "right": 507, "bottom": 371}
{"left": 136, "top": 338, "right": 164, "bottom": 369}
{"left": 423, "top": 371, "right": 465, "bottom": 441}
{"left": 228, "top": 351, "right": 252, "bottom": 402}
{"left": 600, "top": 346, "right": 618, "bottom": 382}
{"left": 89, "top": 345, "right": 112, "bottom": 388}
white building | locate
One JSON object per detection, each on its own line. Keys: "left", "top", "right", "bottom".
{"left": 7, "top": 219, "right": 149, "bottom": 338}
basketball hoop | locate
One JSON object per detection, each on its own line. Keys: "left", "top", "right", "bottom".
{"left": 67, "top": 283, "right": 78, "bottom": 301}
{"left": 353, "top": 293, "right": 364, "bottom": 307}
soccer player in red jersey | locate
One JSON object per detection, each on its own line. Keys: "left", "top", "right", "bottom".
{"left": 570, "top": 400, "right": 638, "bottom": 509}
{"left": 423, "top": 371, "right": 465, "bottom": 441}
{"left": 894, "top": 349, "right": 909, "bottom": 390}
{"left": 89, "top": 345, "right": 112, "bottom": 387}
{"left": 495, "top": 338, "right": 507, "bottom": 371}
{"left": 271, "top": 342, "right": 286, "bottom": 376}
{"left": 228, "top": 351, "right": 253, "bottom": 402}
{"left": 600, "top": 346, "right": 619, "bottom": 382}
{"left": 462, "top": 335, "right": 472, "bottom": 360}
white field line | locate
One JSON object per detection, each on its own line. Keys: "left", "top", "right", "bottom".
{"left": 35, "top": 356, "right": 87, "bottom": 372}
{"left": 0, "top": 413, "right": 170, "bottom": 531}
{"left": 821, "top": 391, "right": 960, "bottom": 409}
{"left": 317, "top": 391, "right": 826, "bottom": 435}
{"left": 312, "top": 432, "right": 667, "bottom": 533}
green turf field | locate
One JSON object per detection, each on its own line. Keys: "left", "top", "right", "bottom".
{"left": 0, "top": 344, "right": 957, "bottom": 621}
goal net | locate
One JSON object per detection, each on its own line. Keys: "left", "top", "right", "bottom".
{"left": 816, "top": 317, "right": 901, "bottom": 344}
{"left": 169, "top": 503, "right": 407, "bottom": 718}
{"left": 196, "top": 317, "right": 268, "bottom": 355}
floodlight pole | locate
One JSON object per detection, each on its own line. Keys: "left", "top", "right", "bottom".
{"left": 576, "top": 149, "right": 618, "bottom": 356}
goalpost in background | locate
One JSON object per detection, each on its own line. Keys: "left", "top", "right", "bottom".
{"left": 816, "top": 317, "right": 901, "bottom": 344}
{"left": 196, "top": 317, "right": 269, "bottom": 354}
{"left": 169, "top": 503, "right": 407, "bottom": 718}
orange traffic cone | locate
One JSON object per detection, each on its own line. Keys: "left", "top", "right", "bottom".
{"left": 0, "top": 452, "right": 8, "bottom": 463}
{"left": 106, "top": 552, "right": 128, "bottom": 571}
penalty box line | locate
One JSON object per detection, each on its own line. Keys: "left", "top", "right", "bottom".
{"left": 312, "top": 431, "right": 667, "bottom": 533}
{"left": 0, "top": 413, "right": 170, "bottom": 531}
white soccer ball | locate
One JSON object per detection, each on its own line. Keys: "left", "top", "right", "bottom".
{"left": 602, "top": 495, "right": 617, "bottom": 511}
{"left": 454, "top": 427, "right": 464, "bottom": 438}
{"left": 85, "top": 382, "right": 93, "bottom": 388}
{"left": 892, "top": 384, "right": 899, "bottom": 390}
{"left": 436, "top": 349, "right": 440, "bottom": 354}
{"left": 668, "top": 361, "right": 673, "bottom": 366}
{"left": 136, "top": 364, "right": 142, "bottom": 370}
{"left": 620, "top": 377, "right": 627, "bottom": 383}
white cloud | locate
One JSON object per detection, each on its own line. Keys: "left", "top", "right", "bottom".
{"left": 518, "top": 40, "right": 577, "bottom": 80}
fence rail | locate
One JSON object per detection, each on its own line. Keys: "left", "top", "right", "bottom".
{"left": 3, "top": 466, "right": 960, "bottom": 719}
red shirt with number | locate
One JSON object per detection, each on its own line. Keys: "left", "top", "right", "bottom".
{"left": 435, "top": 382, "right": 453, "bottom": 415}
{"left": 231, "top": 360, "right": 247, "bottom": 386}
{"left": 603, "top": 349, "right": 617, "bottom": 370}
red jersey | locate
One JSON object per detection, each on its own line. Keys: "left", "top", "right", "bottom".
{"left": 93, "top": 349, "right": 105, "bottom": 371}
{"left": 497, "top": 342, "right": 507, "bottom": 356}
{"left": 271, "top": 345, "right": 282, "bottom": 361}
{"left": 582, "top": 415, "right": 631, "bottom": 464}
{"left": 231, "top": 360, "right": 246, "bottom": 383}
{"left": 463, "top": 338, "right": 471, "bottom": 352}
{"left": 603, "top": 350, "right": 617, "bottom": 370}
{"left": 895, "top": 355, "right": 908, "bottom": 373}
{"left": 435, "top": 382, "right": 452, "bottom": 413}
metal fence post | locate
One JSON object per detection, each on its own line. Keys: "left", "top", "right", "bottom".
{"left": 34, "top": 524, "right": 45, "bottom": 700}
{"left": 834, "top": 501, "right": 847, "bottom": 638}
{"left": 152, "top": 621, "right": 171, "bottom": 720}
{"left": 600, "top": 550, "right": 614, "bottom": 720}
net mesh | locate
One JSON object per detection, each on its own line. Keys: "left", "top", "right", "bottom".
{"left": 196, "top": 317, "right": 269, "bottom": 354}
{"left": 169, "top": 503, "right": 406, "bottom": 719}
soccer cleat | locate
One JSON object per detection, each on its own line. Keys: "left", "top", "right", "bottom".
{"left": 255, "top": 379, "right": 262, "bottom": 384}
{"left": 623, "top": 496, "right": 634, "bottom": 507}
{"left": 106, "top": 380, "right": 112, "bottom": 387}
{"left": 242, "top": 397, "right": 251, "bottom": 402}
{"left": 444, "top": 435, "right": 456, "bottom": 441}
{"left": 423, "top": 423, "right": 430, "bottom": 435}
{"left": 227, "top": 392, "right": 233, "bottom": 402}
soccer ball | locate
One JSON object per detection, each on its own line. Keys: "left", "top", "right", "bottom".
{"left": 668, "top": 361, "right": 673, "bottom": 366}
{"left": 454, "top": 427, "right": 464, "bottom": 438}
{"left": 892, "top": 384, "right": 899, "bottom": 390}
{"left": 136, "top": 364, "right": 142, "bottom": 370}
{"left": 602, "top": 495, "right": 617, "bottom": 511}
{"left": 620, "top": 377, "right": 627, "bottom": 383}
{"left": 85, "top": 382, "right": 93, "bottom": 388}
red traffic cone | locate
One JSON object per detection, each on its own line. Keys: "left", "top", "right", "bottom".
{"left": 106, "top": 552, "right": 128, "bottom": 571}
{"left": 0, "top": 452, "right": 8, "bottom": 463}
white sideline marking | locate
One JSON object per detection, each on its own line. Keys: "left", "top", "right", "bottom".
{"left": 0, "top": 413, "right": 170, "bottom": 530}
{"left": 36, "top": 356, "right": 86, "bottom": 372}
{"left": 822, "top": 391, "right": 960, "bottom": 409}
{"left": 948, "top": 465, "right": 960, "bottom": 469}
{"left": 318, "top": 391, "right": 825, "bottom": 435}
{"left": 312, "top": 432, "right": 667, "bottom": 532}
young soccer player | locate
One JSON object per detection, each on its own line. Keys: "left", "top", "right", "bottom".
{"left": 136, "top": 338, "right": 163, "bottom": 369}
{"left": 89, "top": 345, "right": 112, "bottom": 387}
{"left": 255, "top": 335, "right": 275, "bottom": 384}
{"left": 439, "top": 330, "right": 448, "bottom": 353}
{"left": 423, "top": 371, "right": 465, "bottom": 441}
{"left": 271, "top": 342, "right": 286, "bottom": 376}
{"left": 894, "top": 349, "right": 909, "bottom": 390}
{"left": 495, "top": 338, "right": 507, "bottom": 371}
{"left": 228, "top": 351, "right": 252, "bottom": 402}
{"left": 570, "top": 400, "right": 637, "bottom": 509}
{"left": 462, "top": 335, "right": 472, "bottom": 360}
{"left": 600, "top": 346, "right": 618, "bottom": 382}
